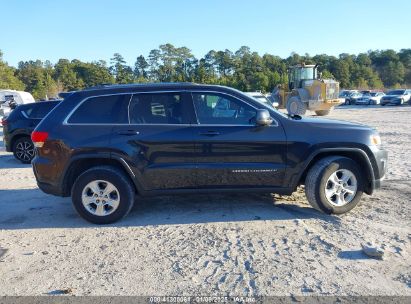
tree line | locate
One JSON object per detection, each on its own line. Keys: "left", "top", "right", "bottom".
{"left": 1, "top": 44, "right": 410, "bottom": 100}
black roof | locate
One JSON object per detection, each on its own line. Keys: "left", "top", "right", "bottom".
{"left": 68, "top": 82, "right": 244, "bottom": 98}
{"left": 84, "top": 82, "right": 198, "bottom": 90}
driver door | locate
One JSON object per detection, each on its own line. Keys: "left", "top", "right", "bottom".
{"left": 190, "top": 91, "right": 287, "bottom": 189}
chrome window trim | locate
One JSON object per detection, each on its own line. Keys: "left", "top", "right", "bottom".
{"left": 62, "top": 89, "right": 279, "bottom": 127}
{"left": 63, "top": 90, "right": 185, "bottom": 125}
{"left": 21, "top": 110, "right": 29, "bottom": 119}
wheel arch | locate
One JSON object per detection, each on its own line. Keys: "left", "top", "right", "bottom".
{"left": 10, "top": 133, "right": 31, "bottom": 150}
{"left": 297, "top": 148, "right": 375, "bottom": 195}
{"left": 61, "top": 155, "right": 142, "bottom": 197}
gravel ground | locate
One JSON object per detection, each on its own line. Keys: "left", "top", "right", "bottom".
{"left": 0, "top": 105, "right": 410, "bottom": 296}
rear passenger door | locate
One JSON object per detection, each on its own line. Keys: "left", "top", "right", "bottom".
{"left": 110, "top": 91, "right": 198, "bottom": 191}
{"left": 65, "top": 94, "right": 131, "bottom": 153}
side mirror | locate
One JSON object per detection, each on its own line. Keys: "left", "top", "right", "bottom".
{"left": 256, "top": 109, "right": 273, "bottom": 126}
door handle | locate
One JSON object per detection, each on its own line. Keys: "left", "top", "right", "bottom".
{"left": 199, "top": 131, "right": 220, "bottom": 136}
{"left": 117, "top": 130, "right": 140, "bottom": 136}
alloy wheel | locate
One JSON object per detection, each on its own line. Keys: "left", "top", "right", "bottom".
{"left": 15, "top": 140, "right": 35, "bottom": 162}
{"left": 324, "top": 169, "right": 358, "bottom": 206}
{"left": 81, "top": 180, "right": 120, "bottom": 216}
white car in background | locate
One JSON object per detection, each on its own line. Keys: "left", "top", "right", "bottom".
{"left": 245, "top": 91, "right": 278, "bottom": 108}
{"left": 355, "top": 91, "right": 385, "bottom": 105}
{"left": 0, "top": 90, "right": 35, "bottom": 117}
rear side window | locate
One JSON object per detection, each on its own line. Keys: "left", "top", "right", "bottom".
{"left": 68, "top": 94, "right": 130, "bottom": 124}
{"left": 129, "top": 93, "right": 188, "bottom": 124}
{"left": 22, "top": 102, "right": 58, "bottom": 119}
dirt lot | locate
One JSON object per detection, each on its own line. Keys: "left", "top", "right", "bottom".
{"left": 0, "top": 105, "right": 410, "bottom": 296}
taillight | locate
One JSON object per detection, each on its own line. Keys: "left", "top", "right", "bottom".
{"left": 1, "top": 118, "right": 7, "bottom": 126}
{"left": 31, "top": 131, "right": 49, "bottom": 148}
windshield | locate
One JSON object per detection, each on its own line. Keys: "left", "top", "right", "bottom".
{"left": 387, "top": 90, "right": 405, "bottom": 95}
{"left": 302, "top": 67, "right": 314, "bottom": 79}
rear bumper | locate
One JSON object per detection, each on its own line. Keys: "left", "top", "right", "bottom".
{"left": 3, "top": 134, "right": 12, "bottom": 152}
{"left": 37, "top": 181, "right": 65, "bottom": 196}
{"left": 355, "top": 100, "right": 370, "bottom": 105}
{"left": 381, "top": 99, "right": 401, "bottom": 105}
{"left": 32, "top": 156, "right": 65, "bottom": 197}
{"left": 309, "top": 98, "right": 344, "bottom": 111}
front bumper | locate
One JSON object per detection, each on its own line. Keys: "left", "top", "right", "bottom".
{"left": 381, "top": 99, "right": 401, "bottom": 105}
{"left": 369, "top": 147, "right": 388, "bottom": 192}
{"left": 355, "top": 100, "right": 370, "bottom": 105}
{"left": 37, "top": 181, "right": 65, "bottom": 196}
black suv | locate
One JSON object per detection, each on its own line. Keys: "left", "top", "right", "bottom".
{"left": 31, "top": 83, "right": 387, "bottom": 224}
{"left": 2, "top": 100, "right": 60, "bottom": 163}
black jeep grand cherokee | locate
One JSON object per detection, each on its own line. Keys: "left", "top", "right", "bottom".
{"left": 31, "top": 83, "right": 387, "bottom": 224}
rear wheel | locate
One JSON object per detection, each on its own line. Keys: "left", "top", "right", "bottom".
{"left": 13, "top": 137, "right": 35, "bottom": 164}
{"left": 315, "top": 110, "right": 331, "bottom": 116}
{"left": 286, "top": 96, "right": 307, "bottom": 115}
{"left": 71, "top": 166, "right": 135, "bottom": 224}
{"left": 305, "top": 156, "right": 364, "bottom": 214}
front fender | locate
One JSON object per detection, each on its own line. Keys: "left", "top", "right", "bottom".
{"left": 286, "top": 147, "right": 376, "bottom": 194}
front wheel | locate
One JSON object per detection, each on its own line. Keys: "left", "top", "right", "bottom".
{"left": 315, "top": 110, "right": 331, "bottom": 116}
{"left": 305, "top": 156, "right": 364, "bottom": 214}
{"left": 286, "top": 96, "right": 307, "bottom": 115}
{"left": 71, "top": 166, "right": 135, "bottom": 224}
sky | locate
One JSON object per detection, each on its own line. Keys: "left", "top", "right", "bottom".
{"left": 1, "top": 0, "right": 410, "bottom": 67}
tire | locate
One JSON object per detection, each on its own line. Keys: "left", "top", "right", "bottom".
{"left": 286, "top": 96, "right": 307, "bottom": 115}
{"left": 12, "top": 136, "right": 35, "bottom": 164}
{"left": 344, "top": 99, "right": 351, "bottom": 105}
{"left": 305, "top": 156, "right": 364, "bottom": 214}
{"left": 71, "top": 166, "right": 135, "bottom": 224}
{"left": 314, "top": 110, "right": 331, "bottom": 116}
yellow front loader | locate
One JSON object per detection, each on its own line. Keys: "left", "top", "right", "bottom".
{"left": 271, "top": 64, "right": 343, "bottom": 116}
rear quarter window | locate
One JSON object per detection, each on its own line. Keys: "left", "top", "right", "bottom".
{"left": 68, "top": 94, "right": 130, "bottom": 124}
{"left": 24, "top": 102, "right": 58, "bottom": 119}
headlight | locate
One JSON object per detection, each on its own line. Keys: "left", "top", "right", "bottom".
{"left": 370, "top": 134, "right": 381, "bottom": 146}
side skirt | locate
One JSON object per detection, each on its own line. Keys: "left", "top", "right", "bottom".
{"left": 138, "top": 187, "right": 294, "bottom": 197}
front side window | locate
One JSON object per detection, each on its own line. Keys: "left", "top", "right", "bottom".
{"left": 129, "top": 93, "right": 188, "bottom": 124}
{"left": 192, "top": 93, "right": 256, "bottom": 125}
{"left": 68, "top": 94, "right": 130, "bottom": 124}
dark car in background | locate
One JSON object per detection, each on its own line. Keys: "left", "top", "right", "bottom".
{"left": 31, "top": 83, "right": 387, "bottom": 224}
{"left": 355, "top": 92, "right": 385, "bottom": 105}
{"left": 380, "top": 89, "right": 411, "bottom": 106}
{"left": 1, "top": 100, "right": 60, "bottom": 163}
